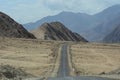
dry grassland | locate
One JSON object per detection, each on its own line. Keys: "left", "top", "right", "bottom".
{"left": 0, "top": 37, "right": 60, "bottom": 77}
{"left": 70, "top": 43, "right": 120, "bottom": 76}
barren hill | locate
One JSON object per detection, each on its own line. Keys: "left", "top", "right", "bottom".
{"left": 0, "top": 12, "right": 36, "bottom": 39}
{"left": 31, "top": 22, "right": 87, "bottom": 42}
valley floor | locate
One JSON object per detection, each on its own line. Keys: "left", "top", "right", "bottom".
{"left": 0, "top": 38, "right": 120, "bottom": 80}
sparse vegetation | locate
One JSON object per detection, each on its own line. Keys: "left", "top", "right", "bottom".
{"left": 70, "top": 43, "right": 120, "bottom": 76}
{"left": 0, "top": 64, "right": 29, "bottom": 80}
{"left": 0, "top": 37, "right": 61, "bottom": 79}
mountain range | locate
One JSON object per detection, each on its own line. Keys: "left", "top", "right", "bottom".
{"left": 24, "top": 11, "right": 94, "bottom": 32}
{"left": 1, "top": 4, "right": 119, "bottom": 42}
{"left": 24, "top": 4, "right": 120, "bottom": 42}
{"left": 0, "top": 12, "right": 87, "bottom": 42}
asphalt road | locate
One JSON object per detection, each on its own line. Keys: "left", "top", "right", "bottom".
{"left": 57, "top": 44, "right": 70, "bottom": 77}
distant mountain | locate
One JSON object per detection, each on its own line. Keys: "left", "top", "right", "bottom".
{"left": 83, "top": 5, "right": 120, "bottom": 41}
{"left": 31, "top": 22, "right": 88, "bottom": 42}
{"left": 24, "top": 4, "right": 120, "bottom": 42}
{"left": 24, "top": 11, "right": 94, "bottom": 33}
{"left": 103, "top": 26, "right": 120, "bottom": 43}
{"left": 0, "top": 12, "right": 36, "bottom": 39}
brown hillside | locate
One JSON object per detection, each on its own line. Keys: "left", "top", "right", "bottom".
{"left": 0, "top": 12, "right": 36, "bottom": 39}
{"left": 31, "top": 22, "right": 88, "bottom": 42}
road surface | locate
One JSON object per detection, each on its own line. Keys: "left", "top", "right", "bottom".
{"left": 57, "top": 44, "right": 69, "bottom": 77}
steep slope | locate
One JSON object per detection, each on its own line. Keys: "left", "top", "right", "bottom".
{"left": 0, "top": 12, "right": 36, "bottom": 39}
{"left": 83, "top": 5, "right": 120, "bottom": 41}
{"left": 103, "top": 26, "right": 120, "bottom": 43}
{"left": 31, "top": 22, "right": 88, "bottom": 42}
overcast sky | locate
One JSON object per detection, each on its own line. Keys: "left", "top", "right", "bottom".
{"left": 0, "top": 0, "right": 120, "bottom": 24}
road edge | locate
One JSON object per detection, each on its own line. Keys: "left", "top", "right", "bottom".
{"left": 67, "top": 44, "right": 76, "bottom": 76}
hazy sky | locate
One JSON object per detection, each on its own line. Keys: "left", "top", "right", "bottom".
{"left": 0, "top": 0, "right": 120, "bottom": 24}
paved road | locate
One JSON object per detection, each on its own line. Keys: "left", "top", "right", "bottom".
{"left": 57, "top": 44, "right": 70, "bottom": 77}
